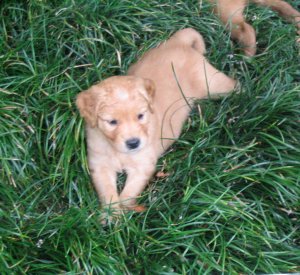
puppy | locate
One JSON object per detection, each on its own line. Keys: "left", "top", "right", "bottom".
{"left": 76, "top": 28, "right": 236, "bottom": 213}
{"left": 208, "top": 0, "right": 300, "bottom": 56}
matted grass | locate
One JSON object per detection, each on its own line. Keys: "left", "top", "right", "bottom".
{"left": 0, "top": 0, "right": 299, "bottom": 273}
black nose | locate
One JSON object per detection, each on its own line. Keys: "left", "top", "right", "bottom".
{"left": 126, "top": 138, "right": 140, "bottom": 150}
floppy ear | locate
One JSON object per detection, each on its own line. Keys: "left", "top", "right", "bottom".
{"left": 144, "top": 78, "right": 155, "bottom": 99}
{"left": 76, "top": 88, "right": 99, "bottom": 128}
{"left": 142, "top": 78, "right": 155, "bottom": 112}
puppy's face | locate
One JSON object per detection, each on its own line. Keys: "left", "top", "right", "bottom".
{"left": 76, "top": 76, "right": 155, "bottom": 153}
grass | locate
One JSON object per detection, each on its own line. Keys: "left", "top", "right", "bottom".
{"left": 0, "top": 0, "right": 300, "bottom": 273}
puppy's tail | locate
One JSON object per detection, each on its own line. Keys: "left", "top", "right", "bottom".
{"left": 251, "top": 0, "right": 300, "bottom": 29}
{"left": 170, "top": 28, "right": 207, "bottom": 54}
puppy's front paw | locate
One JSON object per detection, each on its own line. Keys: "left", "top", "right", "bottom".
{"left": 119, "top": 196, "right": 146, "bottom": 212}
{"left": 125, "top": 204, "right": 147, "bottom": 213}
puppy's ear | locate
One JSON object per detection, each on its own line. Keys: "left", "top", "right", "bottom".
{"left": 144, "top": 78, "right": 155, "bottom": 99}
{"left": 143, "top": 78, "right": 155, "bottom": 112}
{"left": 76, "top": 88, "right": 98, "bottom": 128}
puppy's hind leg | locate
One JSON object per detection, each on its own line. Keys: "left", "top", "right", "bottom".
{"left": 210, "top": 0, "right": 257, "bottom": 56}
{"left": 168, "top": 28, "right": 207, "bottom": 54}
{"left": 200, "top": 59, "right": 237, "bottom": 99}
{"left": 230, "top": 20, "right": 257, "bottom": 56}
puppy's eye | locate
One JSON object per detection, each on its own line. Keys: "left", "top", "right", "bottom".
{"left": 108, "top": 119, "right": 118, "bottom": 126}
{"left": 137, "top": 113, "right": 144, "bottom": 120}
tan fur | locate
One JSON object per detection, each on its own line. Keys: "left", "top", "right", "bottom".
{"left": 76, "top": 28, "right": 236, "bottom": 213}
{"left": 208, "top": 0, "right": 300, "bottom": 56}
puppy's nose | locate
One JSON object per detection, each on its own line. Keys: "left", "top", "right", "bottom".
{"left": 126, "top": 138, "right": 140, "bottom": 150}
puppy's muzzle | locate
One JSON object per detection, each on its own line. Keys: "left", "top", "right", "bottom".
{"left": 126, "top": 138, "right": 140, "bottom": 150}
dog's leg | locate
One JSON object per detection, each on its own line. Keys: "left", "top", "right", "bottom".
{"left": 119, "top": 165, "right": 156, "bottom": 212}
{"left": 199, "top": 58, "right": 237, "bottom": 98}
{"left": 168, "top": 28, "right": 207, "bottom": 54}
{"left": 251, "top": 0, "right": 300, "bottom": 36}
{"left": 89, "top": 163, "right": 120, "bottom": 211}
{"left": 230, "top": 19, "right": 257, "bottom": 56}
{"left": 210, "top": 0, "right": 257, "bottom": 56}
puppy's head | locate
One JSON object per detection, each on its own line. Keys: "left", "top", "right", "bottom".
{"left": 76, "top": 76, "right": 155, "bottom": 153}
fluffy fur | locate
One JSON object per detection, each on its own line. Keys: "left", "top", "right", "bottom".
{"left": 76, "top": 28, "right": 237, "bottom": 213}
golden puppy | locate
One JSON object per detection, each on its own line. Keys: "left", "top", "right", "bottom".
{"left": 76, "top": 28, "right": 236, "bottom": 214}
{"left": 208, "top": 0, "right": 300, "bottom": 56}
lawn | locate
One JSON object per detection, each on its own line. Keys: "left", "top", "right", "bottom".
{"left": 0, "top": 0, "right": 300, "bottom": 273}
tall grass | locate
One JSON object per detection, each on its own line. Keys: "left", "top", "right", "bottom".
{"left": 0, "top": 0, "right": 299, "bottom": 273}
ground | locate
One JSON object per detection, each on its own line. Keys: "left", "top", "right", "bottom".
{"left": 0, "top": 0, "right": 299, "bottom": 273}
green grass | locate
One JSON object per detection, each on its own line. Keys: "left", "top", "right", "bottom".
{"left": 1, "top": 0, "right": 300, "bottom": 273}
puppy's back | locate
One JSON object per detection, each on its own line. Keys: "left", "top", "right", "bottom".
{"left": 128, "top": 28, "right": 206, "bottom": 77}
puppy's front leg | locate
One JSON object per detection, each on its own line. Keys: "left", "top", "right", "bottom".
{"left": 89, "top": 160, "right": 120, "bottom": 211}
{"left": 119, "top": 165, "right": 156, "bottom": 211}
